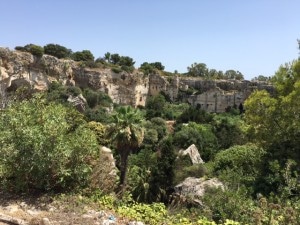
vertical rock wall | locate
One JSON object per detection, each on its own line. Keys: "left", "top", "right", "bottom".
{"left": 0, "top": 47, "right": 274, "bottom": 112}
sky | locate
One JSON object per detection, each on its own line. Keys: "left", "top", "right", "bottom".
{"left": 1, "top": 0, "right": 299, "bottom": 80}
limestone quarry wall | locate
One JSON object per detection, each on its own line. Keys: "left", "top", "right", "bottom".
{"left": 0, "top": 47, "right": 149, "bottom": 108}
{"left": 155, "top": 75, "right": 274, "bottom": 113}
{"left": 0, "top": 47, "right": 274, "bottom": 112}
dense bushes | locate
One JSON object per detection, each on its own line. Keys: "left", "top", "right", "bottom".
{"left": 176, "top": 105, "right": 213, "bottom": 124}
{"left": 212, "top": 144, "right": 266, "bottom": 194}
{"left": 46, "top": 81, "right": 82, "bottom": 104}
{"left": 145, "top": 94, "right": 167, "bottom": 119}
{"left": 44, "top": 43, "right": 72, "bottom": 59}
{"left": 173, "top": 122, "right": 217, "bottom": 161}
{"left": 82, "top": 88, "right": 113, "bottom": 123}
{"left": 71, "top": 50, "right": 95, "bottom": 62}
{"left": 211, "top": 114, "right": 247, "bottom": 150}
{"left": 15, "top": 44, "right": 44, "bottom": 57}
{"left": 83, "top": 88, "right": 112, "bottom": 108}
{"left": 0, "top": 95, "right": 100, "bottom": 192}
{"left": 15, "top": 43, "right": 95, "bottom": 62}
{"left": 139, "top": 62, "right": 165, "bottom": 74}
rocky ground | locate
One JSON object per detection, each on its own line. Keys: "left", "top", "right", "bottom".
{"left": 0, "top": 191, "right": 142, "bottom": 225}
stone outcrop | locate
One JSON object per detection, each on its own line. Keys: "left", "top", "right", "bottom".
{"left": 183, "top": 79, "right": 274, "bottom": 113}
{"left": 90, "top": 146, "right": 118, "bottom": 193}
{"left": 174, "top": 177, "right": 224, "bottom": 204}
{"left": 150, "top": 75, "right": 274, "bottom": 113}
{"left": 178, "top": 144, "right": 204, "bottom": 164}
{"left": 0, "top": 47, "right": 149, "bottom": 108}
{"left": 0, "top": 47, "right": 275, "bottom": 112}
{"left": 67, "top": 94, "right": 87, "bottom": 112}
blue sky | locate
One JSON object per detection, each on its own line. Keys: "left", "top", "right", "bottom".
{"left": 1, "top": 0, "right": 299, "bottom": 80}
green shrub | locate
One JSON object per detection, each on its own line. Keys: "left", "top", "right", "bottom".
{"left": 127, "top": 165, "right": 152, "bottom": 202}
{"left": 15, "top": 46, "right": 26, "bottom": 51}
{"left": 23, "top": 44, "right": 44, "bottom": 57}
{"left": 46, "top": 81, "right": 69, "bottom": 103}
{"left": 67, "top": 86, "right": 82, "bottom": 96}
{"left": 111, "top": 66, "right": 122, "bottom": 73}
{"left": 84, "top": 107, "right": 112, "bottom": 123}
{"left": 173, "top": 122, "right": 218, "bottom": 161}
{"left": 151, "top": 117, "right": 167, "bottom": 133}
{"left": 177, "top": 105, "right": 213, "bottom": 124}
{"left": 174, "top": 162, "right": 207, "bottom": 185}
{"left": 148, "top": 138, "right": 176, "bottom": 203}
{"left": 212, "top": 144, "right": 266, "bottom": 194}
{"left": 87, "top": 121, "right": 109, "bottom": 146}
{"left": 139, "top": 62, "right": 155, "bottom": 74}
{"left": 94, "top": 192, "right": 240, "bottom": 225}
{"left": 201, "top": 187, "right": 253, "bottom": 224}
{"left": 83, "top": 88, "right": 113, "bottom": 109}
{"left": 211, "top": 114, "right": 247, "bottom": 150}
{"left": 72, "top": 50, "right": 94, "bottom": 62}
{"left": 121, "top": 65, "right": 134, "bottom": 73}
{"left": 145, "top": 94, "right": 167, "bottom": 119}
{"left": 44, "top": 43, "right": 72, "bottom": 59}
{"left": 0, "top": 95, "right": 100, "bottom": 192}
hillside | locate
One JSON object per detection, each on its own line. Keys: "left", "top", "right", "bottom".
{"left": 1, "top": 46, "right": 299, "bottom": 224}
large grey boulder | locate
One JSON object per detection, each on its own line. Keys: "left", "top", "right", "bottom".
{"left": 100, "top": 146, "right": 116, "bottom": 170}
{"left": 90, "top": 146, "right": 118, "bottom": 193}
{"left": 67, "top": 94, "right": 87, "bottom": 112}
{"left": 178, "top": 144, "right": 204, "bottom": 164}
{"left": 174, "top": 177, "right": 224, "bottom": 203}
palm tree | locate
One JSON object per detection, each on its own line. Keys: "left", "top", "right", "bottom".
{"left": 108, "top": 106, "right": 144, "bottom": 189}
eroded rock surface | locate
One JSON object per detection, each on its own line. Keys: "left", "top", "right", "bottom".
{"left": 174, "top": 177, "right": 224, "bottom": 204}
{"left": 0, "top": 47, "right": 274, "bottom": 112}
{"left": 178, "top": 144, "right": 204, "bottom": 164}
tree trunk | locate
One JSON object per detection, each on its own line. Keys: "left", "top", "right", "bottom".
{"left": 118, "top": 148, "right": 131, "bottom": 193}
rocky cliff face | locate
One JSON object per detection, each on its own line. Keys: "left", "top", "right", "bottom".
{"left": 0, "top": 47, "right": 274, "bottom": 112}
{"left": 149, "top": 75, "right": 274, "bottom": 113}
{"left": 0, "top": 47, "right": 149, "bottom": 108}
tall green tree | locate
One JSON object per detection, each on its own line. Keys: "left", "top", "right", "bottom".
{"left": 271, "top": 60, "right": 300, "bottom": 96}
{"left": 187, "top": 62, "right": 209, "bottom": 78}
{"left": 244, "top": 60, "right": 300, "bottom": 195}
{"left": 145, "top": 94, "right": 167, "bottom": 119}
{"left": 107, "top": 106, "right": 144, "bottom": 188}
{"left": 110, "top": 53, "right": 121, "bottom": 64}
{"left": 212, "top": 114, "right": 246, "bottom": 150}
{"left": 148, "top": 137, "right": 176, "bottom": 203}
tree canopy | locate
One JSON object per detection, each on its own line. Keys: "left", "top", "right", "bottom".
{"left": 44, "top": 43, "right": 72, "bottom": 59}
{"left": 244, "top": 59, "right": 300, "bottom": 195}
{"left": 72, "top": 50, "right": 95, "bottom": 62}
{"left": 15, "top": 44, "right": 44, "bottom": 57}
